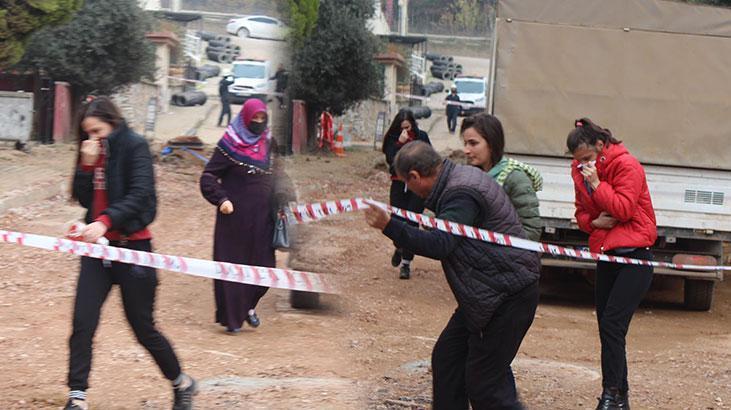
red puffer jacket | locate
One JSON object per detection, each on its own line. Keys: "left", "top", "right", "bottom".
{"left": 572, "top": 143, "right": 657, "bottom": 253}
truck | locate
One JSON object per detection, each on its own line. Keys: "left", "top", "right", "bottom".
{"left": 488, "top": 0, "right": 731, "bottom": 310}
{"left": 454, "top": 75, "right": 487, "bottom": 116}
{"left": 228, "top": 58, "right": 273, "bottom": 104}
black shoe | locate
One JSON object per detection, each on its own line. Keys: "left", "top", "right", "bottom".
{"left": 596, "top": 393, "right": 616, "bottom": 410}
{"left": 399, "top": 264, "right": 411, "bottom": 280}
{"left": 391, "top": 249, "right": 402, "bottom": 267}
{"left": 64, "top": 399, "right": 88, "bottom": 410}
{"left": 596, "top": 388, "right": 629, "bottom": 410}
{"left": 173, "top": 375, "right": 198, "bottom": 410}
{"left": 246, "top": 312, "right": 261, "bottom": 328}
{"left": 616, "top": 391, "right": 630, "bottom": 409}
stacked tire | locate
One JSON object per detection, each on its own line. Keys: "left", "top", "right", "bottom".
{"left": 198, "top": 32, "right": 242, "bottom": 64}
{"left": 420, "top": 81, "right": 445, "bottom": 97}
{"left": 171, "top": 91, "right": 208, "bottom": 107}
{"left": 426, "top": 53, "right": 463, "bottom": 80}
{"left": 195, "top": 64, "right": 221, "bottom": 81}
{"left": 405, "top": 106, "right": 432, "bottom": 119}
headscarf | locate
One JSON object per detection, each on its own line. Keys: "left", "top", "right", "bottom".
{"left": 217, "top": 98, "right": 271, "bottom": 169}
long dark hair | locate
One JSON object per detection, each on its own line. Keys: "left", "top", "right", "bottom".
{"left": 75, "top": 96, "right": 125, "bottom": 144}
{"left": 71, "top": 96, "right": 125, "bottom": 199}
{"left": 382, "top": 109, "right": 418, "bottom": 153}
{"left": 566, "top": 117, "right": 622, "bottom": 153}
{"left": 460, "top": 113, "right": 504, "bottom": 168}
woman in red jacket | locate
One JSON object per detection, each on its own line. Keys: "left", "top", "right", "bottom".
{"left": 568, "top": 117, "right": 657, "bottom": 410}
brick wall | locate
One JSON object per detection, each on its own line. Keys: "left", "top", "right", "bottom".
{"left": 113, "top": 82, "right": 160, "bottom": 135}
{"left": 333, "top": 99, "right": 390, "bottom": 147}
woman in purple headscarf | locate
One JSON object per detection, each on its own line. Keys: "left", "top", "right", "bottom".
{"left": 200, "top": 99, "right": 291, "bottom": 333}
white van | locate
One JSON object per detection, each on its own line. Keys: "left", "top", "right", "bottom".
{"left": 228, "top": 59, "right": 272, "bottom": 104}
{"left": 454, "top": 76, "right": 487, "bottom": 116}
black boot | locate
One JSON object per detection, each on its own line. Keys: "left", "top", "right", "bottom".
{"left": 399, "top": 264, "right": 411, "bottom": 280}
{"left": 173, "top": 374, "right": 198, "bottom": 410}
{"left": 596, "top": 388, "right": 629, "bottom": 410}
{"left": 616, "top": 391, "right": 630, "bottom": 409}
{"left": 246, "top": 311, "right": 261, "bottom": 328}
{"left": 390, "top": 249, "right": 402, "bottom": 267}
{"left": 64, "top": 399, "right": 88, "bottom": 410}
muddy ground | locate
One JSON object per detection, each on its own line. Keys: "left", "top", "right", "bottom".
{"left": 0, "top": 147, "right": 729, "bottom": 409}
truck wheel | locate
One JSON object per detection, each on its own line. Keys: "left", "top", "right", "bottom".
{"left": 237, "top": 27, "right": 250, "bottom": 38}
{"left": 684, "top": 279, "right": 714, "bottom": 311}
{"left": 290, "top": 290, "right": 320, "bottom": 309}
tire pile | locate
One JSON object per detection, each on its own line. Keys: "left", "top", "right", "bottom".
{"left": 419, "top": 80, "right": 445, "bottom": 97}
{"left": 171, "top": 91, "right": 207, "bottom": 107}
{"left": 426, "top": 52, "right": 463, "bottom": 80}
{"left": 198, "top": 31, "right": 241, "bottom": 64}
{"left": 405, "top": 106, "right": 432, "bottom": 119}
{"left": 171, "top": 63, "right": 219, "bottom": 107}
{"left": 195, "top": 64, "right": 220, "bottom": 81}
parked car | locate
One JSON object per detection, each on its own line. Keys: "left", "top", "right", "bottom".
{"left": 226, "top": 15, "right": 289, "bottom": 41}
{"left": 454, "top": 75, "right": 487, "bottom": 116}
{"left": 227, "top": 59, "right": 272, "bottom": 104}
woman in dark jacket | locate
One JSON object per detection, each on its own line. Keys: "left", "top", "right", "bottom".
{"left": 67, "top": 96, "right": 196, "bottom": 410}
{"left": 200, "top": 98, "right": 294, "bottom": 333}
{"left": 381, "top": 109, "right": 432, "bottom": 279}
{"left": 568, "top": 117, "right": 657, "bottom": 410}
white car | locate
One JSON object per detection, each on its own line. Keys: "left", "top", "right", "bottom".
{"left": 226, "top": 16, "right": 289, "bottom": 41}
{"left": 228, "top": 59, "right": 273, "bottom": 104}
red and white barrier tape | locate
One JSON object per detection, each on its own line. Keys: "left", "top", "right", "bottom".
{"left": 3, "top": 197, "right": 726, "bottom": 294}
{"left": 0, "top": 230, "right": 337, "bottom": 294}
{"left": 287, "top": 198, "right": 731, "bottom": 272}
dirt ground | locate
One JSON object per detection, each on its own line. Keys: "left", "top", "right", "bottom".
{"left": 0, "top": 147, "right": 730, "bottom": 409}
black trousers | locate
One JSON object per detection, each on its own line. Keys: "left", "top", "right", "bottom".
{"left": 68, "top": 240, "right": 182, "bottom": 391}
{"left": 218, "top": 102, "right": 231, "bottom": 126}
{"left": 447, "top": 112, "right": 459, "bottom": 132}
{"left": 432, "top": 282, "right": 539, "bottom": 410}
{"left": 595, "top": 248, "right": 654, "bottom": 393}
{"left": 389, "top": 180, "right": 425, "bottom": 262}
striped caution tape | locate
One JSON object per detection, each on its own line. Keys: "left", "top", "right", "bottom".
{"left": 4, "top": 197, "right": 726, "bottom": 295}
{"left": 0, "top": 230, "right": 337, "bottom": 294}
{"left": 287, "top": 198, "right": 731, "bottom": 272}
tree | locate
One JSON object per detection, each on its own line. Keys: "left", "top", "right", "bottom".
{"left": 290, "top": 0, "right": 383, "bottom": 145}
{"left": 18, "top": 0, "right": 156, "bottom": 96}
{"left": 284, "top": 0, "right": 319, "bottom": 48}
{"left": 410, "top": 0, "right": 492, "bottom": 36}
{"left": 183, "top": 0, "right": 282, "bottom": 14}
{"left": 451, "top": 0, "right": 486, "bottom": 35}
{"left": 0, "top": 0, "right": 83, "bottom": 68}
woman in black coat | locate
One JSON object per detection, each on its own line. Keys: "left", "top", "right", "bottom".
{"left": 67, "top": 96, "right": 196, "bottom": 410}
{"left": 381, "top": 109, "right": 432, "bottom": 279}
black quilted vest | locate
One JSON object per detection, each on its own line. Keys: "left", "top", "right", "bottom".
{"left": 425, "top": 160, "right": 541, "bottom": 331}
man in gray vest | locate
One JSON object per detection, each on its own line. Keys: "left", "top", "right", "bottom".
{"left": 364, "top": 141, "right": 540, "bottom": 409}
